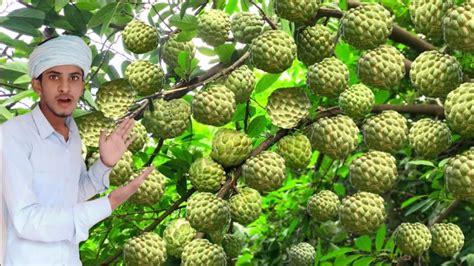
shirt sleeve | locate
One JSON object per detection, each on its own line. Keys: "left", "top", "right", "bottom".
{"left": 77, "top": 150, "right": 112, "bottom": 202}
{"left": 2, "top": 126, "right": 112, "bottom": 244}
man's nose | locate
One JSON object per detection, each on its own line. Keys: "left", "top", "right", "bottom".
{"left": 58, "top": 78, "right": 71, "bottom": 92}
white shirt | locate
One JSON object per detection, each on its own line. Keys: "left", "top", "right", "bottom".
{"left": 1, "top": 105, "right": 113, "bottom": 265}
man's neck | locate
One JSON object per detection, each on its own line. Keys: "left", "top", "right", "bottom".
{"left": 39, "top": 102, "right": 67, "bottom": 129}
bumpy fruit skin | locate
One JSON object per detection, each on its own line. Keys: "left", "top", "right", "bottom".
{"left": 307, "top": 57, "right": 349, "bottom": 98}
{"left": 162, "top": 35, "right": 195, "bottom": 69}
{"left": 229, "top": 187, "right": 262, "bottom": 225}
{"left": 181, "top": 239, "right": 227, "bottom": 266}
{"left": 305, "top": 115, "right": 359, "bottom": 159}
{"left": 163, "top": 218, "right": 196, "bottom": 258}
{"left": 243, "top": 151, "right": 286, "bottom": 193}
{"left": 341, "top": 3, "right": 393, "bottom": 49}
{"left": 410, "top": 0, "right": 453, "bottom": 40}
{"left": 394, "top": 223, "right": 432, "bottom": 256}
{"left": 266, "top": 88, "right": 310, "bottom": 129}
{"left": 339, "top": 192, "right": 386, "bottom": 234}
{"left": 222, "top": 233, "right": 245, "bottom": 258}
{"left": 430, "top": 223, "right": 464, "bottom": 257}
{"left": 444, "top": 83, "right": 474, "bottom": 138}
{"left": 220, "top": 65, "right": 256, "bottom": 104}
{"left": 128, "top": 121, "right": 147, "bottom": 153}
{"left": 297, "top": 25, "right": 334, "bottom": 66}
{"left": 197, "top": 10, "right": 231, "bottom": 46}
{"left": 186, "top": 192, "right": 230, "bottom": 233}
{"left": 188, "top": 157, "right": 226, "bottom": 192}
{"left": 96, "top": 79, "right": 135, "bottom": 119}
{"left": 211, "top": 128, "right": 253, "bottom": 167}
{"left": 358, "top": 45, "right": 405, "bottom": 89}
{"left": 88, "top": 151, "right": 134, "bottom": 186}
{"left": 142, "top": 99, "right": 191, "bottom": 139}
{"left": 192, "top": 85, "right": 236, "bottom": 126}
{"left": 288, "top": 242, "right": 316, "bottom": 266}
{"left": 231, "top": 12, "right": 263, "bottom": 44}
{"left": 443, "top": 2, "right": 474, "bottom": 53}
{"left": 363, "top": 110, "right": 408, "bottom": 153}
{"left": 123, "top": 232, "right": 167, "bottom": 266}
{"left": 307, "top": 190, "right": 340, "bottom": 222}
{"left": 409, "top": 119, "right": 451, "bottom": 158}
{"left": 410, "top": 51, "right": 462, "bottom": 98}
{"left": 445, "top": 148, "right": 474, "bottom": 202}
{"left": 277, "top": 134, "right": 312, "bottom": 170}
{"left": 78, "top": 112, "right": 114, "bottom": 147}
{"left": 350, "top": 151, "right": 398, "bottom": 194}
{"left": 122, "top": 20, "right": 158, "bottom": 54}
{"left": 274, "top": 0, "right": 319, "bottom": 24}
{"left": 339, "top": 84, "right": 375, "bottom": 119}
{"left": 250, "top": 30, "right": 297, "bottom": 73}
{"left": 125, "top": 60, "right": 164, "bottom": 96}
{"left": 129, "top": 169, "right": 166, "bottom": 206}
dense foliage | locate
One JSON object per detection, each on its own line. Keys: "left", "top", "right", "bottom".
{"left": 1, "top": 0, "right": 474, "bottom": 265}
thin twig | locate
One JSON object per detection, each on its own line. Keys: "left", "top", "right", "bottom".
{"left": 429, "top": 199, "right": 461, "bottom": 226}
{"left": 244, "top": 100, "right": 250, "bottom": 133}
{"left": 145, "top": 138, "right": 164, "bottom": 166}
{"left": 248, "top": 0, "right": 278, "bottom": 30}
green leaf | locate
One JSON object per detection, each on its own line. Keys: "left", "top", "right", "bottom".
{"left": 0, "top": 106, "right": 13, "bottom": 120}
{"left": 198, "top": 47, "right": 217, "bottom": 57}
{"left": 334, "top": 255, "right": 362, "bottom": 266}
{"left": 408, "top": 160, "right": 435, "bottom": 167}
{"left": 375, "top": 224, "right": 386, "bottom": 251}
{"left": 8, "top": 8, "right": 45, "bottom": 27}
{"left": 247, "top": 115, "right": 267, "bottom": 138}
{"left": 88, "top": 3, "right": 117, "bottom": 28}
{"left": 0, "top": 62, "right": 28, "bottom": 74}
{"left": 354, "top": 235, "right": 372, "bottom": 252}
{"left": 374, "top": 90, "right": 391, "bottom": 104}
{"left": 55, "top": 0, "right": 69, "bottom": 12}
{"left": 0, "top": 32, "right": 32, "bottom": 54}
{"left": 405, "top": 198, "right": 435, "bottom": 216}
{"left": 169, "top": 14, "right": 198, "bottom": 31}
{"left": 0, "top": 17, "right": 42, "bottom": 36}
{"left": 215, "top": 44, "right": 236, "bottom": 65}
{"left": 339, "top": 0, "right": 348, "bottom": 10}
{"left": 255, "top": 73, "right": 281, "bottom": 93}
{"left": 176, "top": 30, "right": 197, "bottom": 42}
{"left": 333, "top": 182, "right": 346, "bottom": 197}
{"left": 225, "top": 0, "right": 239, "bottom": 13}
{"left": 320, "top": 248, "right": 355, "bottom": 261}
{"left": 353, "top": 257, "right": 375, "bottom": 266}
{"left": 401, "top": 195, "right": 427, "bottom": 209}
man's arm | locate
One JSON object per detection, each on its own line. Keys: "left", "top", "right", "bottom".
{"left": 77, "top": 153, "right": 112, "bottom": 202}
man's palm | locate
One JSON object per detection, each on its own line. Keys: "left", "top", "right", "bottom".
{"left": 99, "top": 118, "right": 135, "bottom": 167}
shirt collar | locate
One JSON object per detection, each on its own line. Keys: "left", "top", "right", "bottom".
{"left": 31, "top": 104, "right": 78, "bottom": 139}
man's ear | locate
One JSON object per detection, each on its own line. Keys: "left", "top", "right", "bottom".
{"left": 31, "top": 79, "right": 42, "bottom": 95}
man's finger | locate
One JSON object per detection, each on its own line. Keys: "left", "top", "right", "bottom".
{"left": 121, "top": 119, "right": 135, "bottom": 140}
{"left": 125, "top": 134, "right": 137, "bottom": 148}
{"left": 137, "top": 166, "right": 154, "bottom": 181}
{"left": 99, "top": 129, "right": 108, "bottom": 146}
{"left": 114, "top": 118, "right": 130, "bottom": 136}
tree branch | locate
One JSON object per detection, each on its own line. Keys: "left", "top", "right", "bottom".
{"left": 248, "top": 0, "right": 278, "bottom": 30}
{"left": 429, "top": 199, "right": 461, "bottom": 226}
{"left": 145, "top": 138, "right": 164, "bottom": 166}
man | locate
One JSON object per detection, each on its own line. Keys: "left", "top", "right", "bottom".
{"left": 1, "top": 35, "right": 152, "bottom": 265}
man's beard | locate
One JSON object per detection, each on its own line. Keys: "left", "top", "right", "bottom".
{"left": 45, "top": 100, "right": 72, "bottom": 118}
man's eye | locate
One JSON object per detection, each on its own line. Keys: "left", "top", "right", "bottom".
{"left": 71, "top": 76, "right": 80, "bottom": 81}
{"left": 49, "top": 75, "right": 59, "bottom": 80}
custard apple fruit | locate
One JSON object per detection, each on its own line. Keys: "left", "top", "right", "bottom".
{"left": 350, "top": 150, "right": 398, "bottom": 194}
{"left": 163, "top": 218, "right": 196, "bottom": 258}
{"left": 162, "top": 35, "right": 195, "bottom": 70}
{"left": 444, "top": 83, "right": 474, "bottom": 138}
{"left": 305, "top": 115, "right": 359, "bottom": 159}
{"left": 188, "top": 157, "right": 226, "bottom": 192}
{"left": 231, "top": 12, "right": 263, "bottom": 44}
{"left": 127, "top": 121, "right": 147, "bottom": 153}
{"left": 181, "top": 239, "right": 227, "bottom": 266}
{"left": 122, "top": 20, "right": 158, "bottom": 54}
{"left": 307, "top": 57, "right": 349, "bottom": 98}
{"left": 341, "top": 3, "right": 393, "bottom": 49}
{"left": 77, "top": 111, "right": 114, "bottom": 147}
{"left": 363, "top": 110, "right": 408, "bottom": 153}
{"left": 410, "top": 51, "right": 462, "bottom": 98}
{"left": 142, "top": 98, "right": 191, "bottom": 139}
{"left": 250, "top": 30, "right": 297, "bottom": 73}
{"left": 123, "top": 232, "right": 167, "bottom": 266}
{"left": 443, "top": 2, "right": 474, "bottom": 53}
{"left": 394, "top": 222, "right": 432, "bottom": 256}
{"left": 229, "top": 187, "right": 262, "bottom": 225}
{"left": 339, "top": 83, "right": 375, "bottom": 119}
{"left": 409, "top": 118, "right": 451, "bottom": 158}
{"left": 192, "top": 85, "right": 236, "bottom": 126}
{"left": 288, "top": 242, "right": 316, "bottom": 266}
{"left": 339, "top": 192, "right": 386, "bottom": 234}
{"left": 266, "top": 87, "right": 310, "bottom": 129}
{"left": 211, "top": 128, "right": 253, "bottom": 167}
{"left": 197, "top": 10, "right": 231, "bottom": 46}
{"left": 430, "top": 223, "right": 464, "bottom": 257}
{"left": 129, "top": 169, "right": 166, "bottom": 206}
{"left": 125, "top": 60, "right": 164, "bottom": 96}
{"left": 307, "top": 190, "right": 340, "bottom": 222}
{"left": 219, "top": 65, "right": 255, "bottom": 104}
{"left": 276, "top": 134, "right": 312, "bottom": 170}
{"left": 410, "top": 0, "right": 453, "bottom": 39}
{"left": 243, "top": 151, "right": 286, "bottom": 193}
{"left": 186, "top": 192, "right": 230, "bottom": 233}
{"left": 88, "top": 150, "right": 134, "bottom": 186}
{"left": 96, "top": 78, "right": 135, "bottom": 119}
{"left": 445, "top": 148, "right": 474, "bottom": 202}
{"left": 297, "top": 24, "right": 334, "bottom": 66}
{"left": 274, "top": 0, "right": 320, "bottom": 24}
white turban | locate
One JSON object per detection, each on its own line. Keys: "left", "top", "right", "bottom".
{"left": 28, "top": 35, "right": 92, "bottom": 79}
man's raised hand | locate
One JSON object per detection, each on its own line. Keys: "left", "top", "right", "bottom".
{"left": 99, "top": 118, "right": 136, "bottom": 167}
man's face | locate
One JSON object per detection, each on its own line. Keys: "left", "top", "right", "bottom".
{"left": 31, "top": 65, "right": 84, "bottom": 118}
